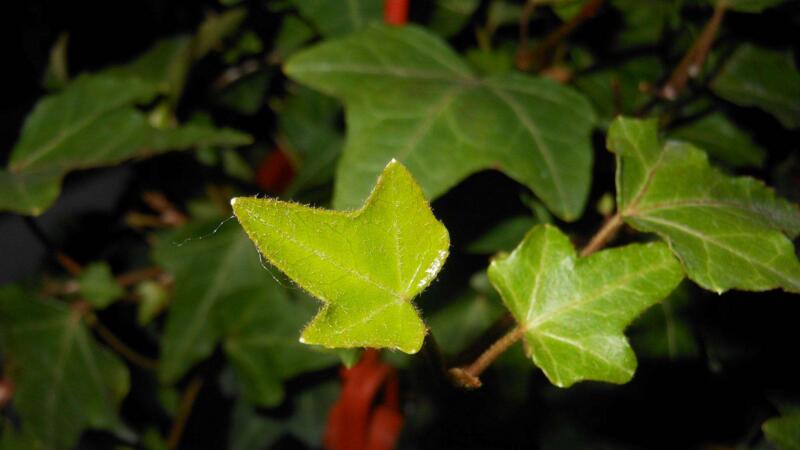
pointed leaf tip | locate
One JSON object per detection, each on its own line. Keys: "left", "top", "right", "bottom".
{"left": 233, "top": 161, "right": 449, "bottom": 353}
{"left": 488, "top": 224, "right": 683, "bottom": 387}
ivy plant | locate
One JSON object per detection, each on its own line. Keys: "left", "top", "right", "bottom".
{"left": 1, "top": 1, "right": 799, "bottom": 449}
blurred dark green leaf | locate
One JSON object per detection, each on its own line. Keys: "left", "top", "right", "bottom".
{"left": 289, "top": 0, "right": 382, "bottom": 37}
{"left": 0, "top": 286, "right": 129, "bottom": 449}
{"left": 711, "top": 44, "right": 800, "bottom": 128}
{"left": 669, "top": 112, "right": 766, "bottom": 168}
{"left": 78, "top": 262, "right": 124, "bottom": 309}
{"left": 763, "top": 412, "right": 800, "bottom": 450}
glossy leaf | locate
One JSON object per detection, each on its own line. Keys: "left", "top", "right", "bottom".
{"left": 669, "top": 112, "right": 766, "bottom": 168}
{"left": 289, "top": 0, "right": 382, "bottom": 37}
{"left": 231, "top": 160, "right": 450, "bottom": 353}
{"left": 285, "top": 25, "right": 595, "bottom": 220}
{"left": 608, "top": 117, "right": 800, "bottom": 293}
{"left": 488, "top": 225, "right": 683, "bottom": 387}
{"left": 78, "top": 262, "right": 124, "bottom": 309}
{"left": 763, "top": 412, "right": 800, "bottom": 450}
{"left": 711, "top": 44, "right": 800, "bottom": 129}
{"left": 0, "top": 286, "right": 129, "bottom": 449}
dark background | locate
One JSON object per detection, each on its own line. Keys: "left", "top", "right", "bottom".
{"left": 1, "top": 1, "right": 799, "bottom": 449}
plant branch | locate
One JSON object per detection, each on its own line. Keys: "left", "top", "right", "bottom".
{"left": 448, "top": 325, "right": 526, "bottom": 389}
{"left": 23, "top": 216, "right": 83, "bottom": 276}
{"left": 89, "top": 315, "right": 160, "bottom": 370}
{"left": 516, "top": 0, "right": 604, "bottom": 71}
{"left": 449, "top": 211, "right": 627, "bottom": 389}
{"left": 580, "top": 212, "right": 623, "bottom": 257}
{"left": 115, "top": 266, "right": 164, "bottom": 288}
{"left": 167, "top": 376, "right": 204, "bottom": 450}
{"left": 658, "top": 0, "right": 728, "bottom": 100}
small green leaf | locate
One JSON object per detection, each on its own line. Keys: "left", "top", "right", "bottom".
{"left": 669, "top": 112, "right": 766, "bottom": 168}
{"left": 711, "top": 44, "right": 800, "bottom": 129}
{"left": 136, "top": 280, "right": 170, "bottom": 326}
{"left": 0, "top": 286, "right": 130, "bottom": 449}
{"left": 192, "top": 8, "right": 248, "bottom": 60}
{"left": 285, "top": 25, "right": 595, "bottom": 220}
{"left": 488, "top": 225, "right": 683, "bottom": 387}
{"left": 763, "top": 412, "right": 800, "bottom": 450}
{"left": 289, "top": 0, "right": 382, "bottom": 37}
{"left": 79, "top": 262, "right": 124, "bottom": 309}
{"left": 608, "top": 116, "right": 800, "bottom": 293}
{"left": 428, "top": 0, "right": 480, "bottom": 37}
{"left": 232, "top": 160, "right": 450, "bottom": 353}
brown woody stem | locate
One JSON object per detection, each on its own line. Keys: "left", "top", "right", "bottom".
{"left": 90, "top": 317, "right": 159, "bottom": 370}
{"left": 516, "top": 0, "right": 604, "bottom": 71}
{"left": 167, "top": 377, "right": 204, "bottom": 450}
{"left": 449, "top": 325, "right": 527, "bottom": 389}
{"left": 115, "top": 266, "right": 164, "bottom": 288}
{"left": 658, "top": 0, "right": 728, "bottom": 100}
{"left": 580, "top": 212, "right": 623, "bottom": 257}
{"left": 450, "top": 211, "right": 628, "bottom": 389}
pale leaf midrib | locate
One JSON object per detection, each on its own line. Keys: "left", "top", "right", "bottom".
{"left": 242, "top": 206, "right": 401, "bottom": 300}
{"left": 165, "top": 234, "right": 251, "bottom": 378}
{"left": 486, "top": 84, "right": 569, "bottom": 213}
{"left": 528, "top": 258, "right": 674, "bottom": 330}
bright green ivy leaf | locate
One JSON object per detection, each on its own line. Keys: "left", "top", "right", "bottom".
{"left": 289, "top": 0, "right": 382, "bottom": 37}
{"left": 79, "top": 262, "right": 124, "bottom": 309}
{"left": 232, "top": 160, "right": 450, "bottom": 353}
{"left": 711, "top": 44, "right": 800, "bottom": 129}
{"left": 608, "top": 116, "right": 800, "bottom": 293}
{"left": 0, "top": 286, "right": 130, "bottom": 449}
{"left": 669, "top": 112, "right": 766, "bottom": 168}
{"left": 285, "top": 25, "right": 595, "bottom": 221}
{"left": 763, "top": 412, "right": 800, "bottom": 450}
{"left": 488, "top": 225, "right": 683, "bottom": 387}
